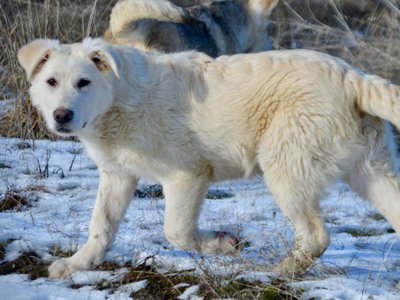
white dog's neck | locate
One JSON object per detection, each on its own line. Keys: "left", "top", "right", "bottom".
{"left": 115, "top": 48, "right": 209, "bottom": 104}
{"left": 79, "top": 47, "right": 209, "bottom": 146}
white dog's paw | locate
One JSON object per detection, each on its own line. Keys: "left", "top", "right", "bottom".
{"left": 272, "top": 255, "right": 314, "bottom": 276}
{"left": 48, "top": 258, "right": 84, "bottom": 279}
{"left": 200, "top": 231, "right": 243, "bottom": 255}
{"left": 214, "top": 231, "right": 243, "bottom": 252}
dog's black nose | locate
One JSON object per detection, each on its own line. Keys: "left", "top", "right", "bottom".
{"left": 53, "top": 108, "right": 74, "bottom": 124}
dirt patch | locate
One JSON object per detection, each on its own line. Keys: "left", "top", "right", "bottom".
{"left": 0, "top": 242, "right": 6, "bottom": 261}
{"left": 0, "top": 163, "right": 11, "bottom": 169}
{"left": 337, "top": 226, "right": 395, "bottom": 237}
{"left": 206, "top": 189, "right": 234, "bottom": 200}
{"left": 127, "top": 267, "right": 298, "bottom": 299}
{"left": 0, "top": 193, "right": 30, "bottom": 212}
{"left": 49, "top": 245, "right": 77, "bottom": 258}
{"left": 135, "top": 184, "right": 164, "bottom": 199}
{"left": 0, "top": 251, "right": 49, "bottom": 279}
{"left": 0, "top": 247, "right": 301, "bottom": 298}
{"left": 135, "top": 184, "right": 234, "bottom": 200}
{"left": 89, "top": 259, "right": 300, "bottom": 299}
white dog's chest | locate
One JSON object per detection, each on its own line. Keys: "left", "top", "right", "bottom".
{"left": 84, "top": 137, "right": 260, "bottom": 183}
{"left": 84, "top": 142, "right": 172, "bottom": 181}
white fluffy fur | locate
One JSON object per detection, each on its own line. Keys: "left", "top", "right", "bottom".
{"left": 18, "top": 38, "right": 400, "bottom": 278}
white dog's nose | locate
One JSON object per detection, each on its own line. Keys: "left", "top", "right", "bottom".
{"left": 53, "top": 108, "right": 74, "bottom": 124}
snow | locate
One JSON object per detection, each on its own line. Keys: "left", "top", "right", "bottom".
{"left": 71, "top": 269, "right": 127, "bottom": 286}
{"left": 177, "top": 285, "right": 201, "bottom": 300}
{"left": 0, "top": 274, "right": 109, "bottom": 300}
{"left": 1, "top": 137, "right": 400, "bottom": 299}
{"left": 103, "top": 280, "right": 148, "bottom": 299}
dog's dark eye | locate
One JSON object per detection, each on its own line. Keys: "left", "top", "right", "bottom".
{"left": 47, "top": 78, "right": 57, "bottom": 87}
{"left": 77, "top": 79, "right": 91, "bottom": 89}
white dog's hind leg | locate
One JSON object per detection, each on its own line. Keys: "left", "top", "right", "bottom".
{"left": 49, "top": 171, "right": 138, "bottom": 278}
{"left": 162, "top": 170, "right": 241, "bottom": 255}
{"left": 264, "top": 173, "right": 330, "bottom": 275}
{"left": 346, "top": 144, "right": 400, "bottom": 235}
{"left": 258, "top": 115, "right": 337, "bottom": 275}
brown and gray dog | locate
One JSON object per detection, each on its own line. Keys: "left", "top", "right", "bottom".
{"left": 104, "top": 0, "right": 279, "bottom": 57}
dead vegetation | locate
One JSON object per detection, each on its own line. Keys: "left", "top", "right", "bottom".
{"left": 1, "top": 0, "right": 400, "bottom": 139}
{"left": 0, "top": 241, "right": 7, "bottom": 261}
{"left": 0, "top": 247, "right": 300, "bottom": 299}
{"left": 0, "top": 192, "right": 29, "bottom": 212}
{"left": 0, "top": 183, "right": 48, "bottom": 212}
{"left": 269, "top": 0, "right": 400, "bottom": 83}
{"left": 117, "top": 263, "right": 298, "bottom": 299}
{"left": 0, "top": 251, "right": 49, "bottom": 279}
{"left": 0, "top": 0, "right": 118, "bottom": 139}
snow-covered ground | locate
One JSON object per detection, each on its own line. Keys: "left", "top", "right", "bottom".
{"left": 1, "top": 137, "right": 400, "bottom": 299}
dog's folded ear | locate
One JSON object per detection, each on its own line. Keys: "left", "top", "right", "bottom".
{"left": 18, "top": 39, "right": 61, "bottom": 81}
{"left": 84, "top": 38, "right": 120, "bottom": 78}
{"left": 90, "top": 51, "right": 120, "bottom": 78}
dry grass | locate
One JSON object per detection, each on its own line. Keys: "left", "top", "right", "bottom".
{"left": 0, "top": 192, "right": 30, "bottom": 212}
{"left": 0, "top": 0, "right": 117, "bottom": 139}
{"left": 1, "top": 0, "right": 400, "bottom": 139}
{"left": 269, "top": 0, "right": 400, "bottom": 83}
{"left": 0, "top": 250, "right": 49, "bottom": 279}
{"left": 0, "top": 248, "right": 300, "bottom": 299}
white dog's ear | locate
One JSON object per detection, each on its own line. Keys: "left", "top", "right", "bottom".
{"left": 90, "top": 50, "right": 120, "bottom": 78}
{"left": 18, "top": 39, "right": 61, "bottom": 81}
{"left": 82, "top": 38, "right": 120, "bottom": 78}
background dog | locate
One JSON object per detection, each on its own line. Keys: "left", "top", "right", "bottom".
{"left": 104, "top": 0, "right": 279, "bottom": 56}
{"left": 18, "top": 38, "right": 400, "bottom": 279}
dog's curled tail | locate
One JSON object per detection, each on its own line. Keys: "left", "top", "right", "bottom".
{"left": 347, "top": 70, "right": 400, "bottom": 130}
{"left": 247, "top": 0, "right": 279, "bottom": 28}
{"left": 108, "top": 0, "right": 185, "bottom": 38}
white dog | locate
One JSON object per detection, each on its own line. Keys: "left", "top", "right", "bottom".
{"left": 18, "top": 38, "right": 400, "bottom": 278}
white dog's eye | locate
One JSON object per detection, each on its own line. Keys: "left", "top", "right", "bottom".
{"left": 47, "top": 78, "right": 57, "bottom": 87}
{"left": 77, "top": 79, "right": 91, "bottom": 89}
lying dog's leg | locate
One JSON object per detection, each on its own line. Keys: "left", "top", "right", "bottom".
{"left": 49, "top": 171, "right": 138, "bottom": 278}
{"left": 162, "top": 170, "right": 241, "bottom": 255}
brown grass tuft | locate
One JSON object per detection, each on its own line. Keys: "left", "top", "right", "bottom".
{"left": 269, "top": 0, "right": 400, "bottom": 83}
{"left": 1, "top": 1, "right": 400, "bottom": 139}
{"left": 0, "top": 192, "right": 30, "bottom": 212}
{"left": 0, "top": 0, "right": 117, "bottom": 139}
{"left": 97, "top": 260, "right": 300, "bottom": 299}
{"left": 0, "top": 251, "right": 49, "bottom": 279}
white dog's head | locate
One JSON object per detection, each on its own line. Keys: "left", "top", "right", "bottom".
{"left": 18, "top": 38, "right": 120, "bottom": 137}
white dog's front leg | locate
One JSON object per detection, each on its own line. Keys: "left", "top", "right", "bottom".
{"left": 163, "top": 171, "right": 241, "bottom": 255}
{"left": 49, "top": 170, "right": 137, "bottom": 278}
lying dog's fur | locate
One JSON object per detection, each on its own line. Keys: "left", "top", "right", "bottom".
{"left": 19, "top": 38, "right": 400, "bottom": 278}
{"left": 104, "top": 0, "right": 279, "bottom": 56}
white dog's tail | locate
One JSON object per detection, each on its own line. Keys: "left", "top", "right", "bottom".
{"left": 108, "top": 0, "right": 185, "bottom": 38}
{"left": 347, "top": 70, "right": 400, "bottom": 130}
